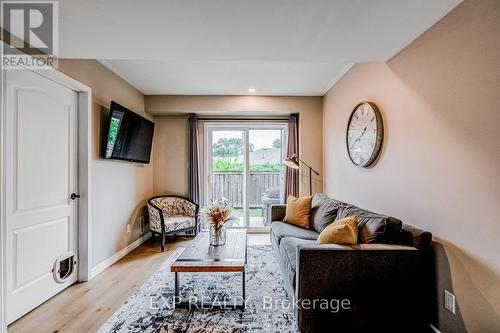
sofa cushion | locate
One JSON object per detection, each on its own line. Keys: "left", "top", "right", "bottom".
{"left": 284, "top": 195, "right": 312, "bottom": 229}
{"left": 279, "top": 237, "right": 316, "bottom": 289}
{"left": 310, "top": 193, "right": 343, "bottom": 233}
{"left": 337, "top": 203, "right": 402, "bottom": 244}
{"left": 271, "top": 222, "right": 320, "bottom": 246}
{"left": 316, "top": 216, "right": 358, "bottom": 245}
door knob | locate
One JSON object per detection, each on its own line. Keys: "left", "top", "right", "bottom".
{"left": 70, "top": 193, "right": 81, "bottom": 200}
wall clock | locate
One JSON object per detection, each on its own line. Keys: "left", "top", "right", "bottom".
{"left": 346, "top": 102, "right": 383, "bottom": 167}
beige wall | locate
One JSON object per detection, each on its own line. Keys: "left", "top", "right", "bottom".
{"left": 58, "top": 60, "right": 153, "bottom": 269}
{"left": 152, "top": 116, "right": 189, "bottom": 195}
{"left": 322, "top": 1, "right": 500, "bottom": 332}
{"left": 147, "top": 96, "right": 323, "bottom": 197}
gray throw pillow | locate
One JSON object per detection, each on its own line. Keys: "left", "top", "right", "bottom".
{"left": 336, "top": 203, "right": 402, "bottom": 244}
{"left": 310, "top": 193, "right": 342, "bottom": 233}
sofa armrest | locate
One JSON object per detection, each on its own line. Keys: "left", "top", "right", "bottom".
{"left": 401, "top": 224, "right": 432, "bottom": 250}
{"left": 270, "top": 204, "right": 286, "bottom": 222}
{"left": 295, "top": 244, "right": 426, "bottom": 332}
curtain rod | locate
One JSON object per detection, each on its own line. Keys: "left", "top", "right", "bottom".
{"left": 196, "top": 117, "right": 290, "bottom": 121}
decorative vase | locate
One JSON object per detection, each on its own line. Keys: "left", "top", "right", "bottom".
{"left": 209, "top": 224, "right": 227, "bottom": 246}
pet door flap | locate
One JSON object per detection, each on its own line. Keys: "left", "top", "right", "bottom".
{"left": 52, "top": 251, "right": 77, "bottom": 283}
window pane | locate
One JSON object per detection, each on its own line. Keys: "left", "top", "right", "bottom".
{"left": 248, "top": 129, "right": 285, "bottom": 228}
{"left": 210, "top": 130, "right": 245, "bottom": 227}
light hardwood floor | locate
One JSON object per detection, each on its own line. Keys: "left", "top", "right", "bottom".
{"left": 8, "top": 233, "right": 271, "bottom": 333}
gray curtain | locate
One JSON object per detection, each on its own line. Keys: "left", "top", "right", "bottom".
{"left": 188, "top": 114, "right": 200, "bottom": 204}
{"left": 285, "top": 114, "right": 299, "bottom": 199}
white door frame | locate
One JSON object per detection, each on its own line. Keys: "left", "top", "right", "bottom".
{"left": 0, "top": 63, "right": 92, "bottom": 332}
{"left": 204, "top": 122, "right": 288, "bottom": 233}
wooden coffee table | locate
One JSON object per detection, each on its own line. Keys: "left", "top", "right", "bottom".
{"left": 171, "top": 229, "right": 247, "bottom": 309}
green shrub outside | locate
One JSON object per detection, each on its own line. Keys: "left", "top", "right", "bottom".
{"left": 213, "top": 158, "right": 280, "bottom": 172}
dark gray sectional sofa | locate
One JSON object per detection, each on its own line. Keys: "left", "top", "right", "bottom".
{"left": 271, "top": 193, "right": 433, "bottom": 333}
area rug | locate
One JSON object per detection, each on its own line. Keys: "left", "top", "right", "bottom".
{"left": 98, "top": 245, "right": 298, "bottom": 333}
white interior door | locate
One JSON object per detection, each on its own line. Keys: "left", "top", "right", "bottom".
{"left": 5, "top": 69, "right": 79, "bottom": 324}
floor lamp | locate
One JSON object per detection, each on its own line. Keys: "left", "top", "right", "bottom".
{"left": 284, "top": 154, "right": 320, "bottom": 196}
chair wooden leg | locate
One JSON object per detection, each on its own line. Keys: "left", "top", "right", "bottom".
{"left": 161, "top": 232, "right": 165, "bottom": 252}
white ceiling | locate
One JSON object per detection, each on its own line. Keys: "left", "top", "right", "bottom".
{"left": 59, "top": 0, "right": 462, "bottom": 95}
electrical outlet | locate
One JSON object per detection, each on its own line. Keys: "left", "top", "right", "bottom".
{"left": 444, "top": 290, "right": 455, "bottom": 314}
{"left": 126, "top": 224, "right": 131, "bottom": 234}
{"left": 139, "top": 216, "right": 145, "bottom": 234}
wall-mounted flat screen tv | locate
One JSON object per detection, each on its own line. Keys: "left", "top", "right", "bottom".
{"left": 102, "top": 101, "right": 155, "bottom": 163}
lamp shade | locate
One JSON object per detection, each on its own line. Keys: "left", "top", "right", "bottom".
{"left": 284, "top": 154, "right": 300, "bottom": 170}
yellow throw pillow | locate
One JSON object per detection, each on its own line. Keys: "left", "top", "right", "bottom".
{"left": 316, "top": 216, "right": 358, "bottom": 245}
{"left": 283, "top": 195, "right": 312, "bottom": 229}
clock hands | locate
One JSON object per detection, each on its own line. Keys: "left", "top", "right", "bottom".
{"left": 354, "top": 126, "right": 368, "bottom": 142}
{"left": 349, "top": 125, "right": 369, "bottom": 150}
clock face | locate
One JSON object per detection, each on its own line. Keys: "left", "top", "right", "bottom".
{"left": 346, "top": 102, "right": 383, "bottom": 167}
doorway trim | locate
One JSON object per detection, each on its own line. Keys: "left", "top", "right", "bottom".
{"left": 0, "top": 63, "right": 92, "bottom": 332}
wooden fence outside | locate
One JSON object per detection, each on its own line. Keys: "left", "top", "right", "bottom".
{"left": 211, "top": 172, "right": 281, "bottom": 207}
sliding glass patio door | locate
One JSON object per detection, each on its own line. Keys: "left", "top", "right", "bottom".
{"left": 205, "top": 123, "right": 287, "bottom": 231}
{"left": 207, "top": 129, "right": 246, "bottom": 227}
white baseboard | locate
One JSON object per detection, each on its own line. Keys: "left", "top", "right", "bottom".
{"left": 90, "top": 232, "right": 151, "bottom": 279}
{"left": 430, "top": 324, "right": 442, "bottom": 333}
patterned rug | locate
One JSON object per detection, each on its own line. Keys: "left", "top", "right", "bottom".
{"left": 98, "top": 245, "right": 298, "bottom": 333}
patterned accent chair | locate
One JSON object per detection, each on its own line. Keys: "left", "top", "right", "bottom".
{"left": 148, "top": 196, "right": 199, "bottom": 251}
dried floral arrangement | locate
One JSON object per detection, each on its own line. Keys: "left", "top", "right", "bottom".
{"left": 199, "top": 198, "right": 234, "bottom": 230}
